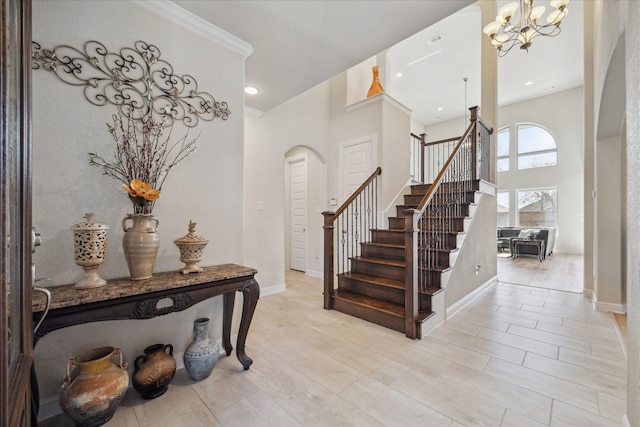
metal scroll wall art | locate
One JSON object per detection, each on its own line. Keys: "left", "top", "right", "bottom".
{"left": 32, "top": 40, "right": 230, "bottom": 127}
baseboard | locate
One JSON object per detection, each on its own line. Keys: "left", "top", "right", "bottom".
{"left": 583, "top": 288, "right": 593, "bottom": 298}
{"left": 39, "top": 340, "right": 233, "bottom": 422}
{"left": 446, "top": 275, "right": 497, "bottom": 319}
{"left": 593, "top": 299, "right": 627, "bottom": 314}
{"left": 305, "top": 270, "right": 322, "bottom": 279}
{"left": 261, "top": 283, "right": 286, "bottom": 297}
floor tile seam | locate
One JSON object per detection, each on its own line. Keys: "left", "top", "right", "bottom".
{"left": 408, "top": 340, "right": 490, "bottom": 372}
{"left": 241, "top": 391, "right": 306, "bottom": 427}
{"left": 436, "top": 333, "right": 526, "bottom": 365}
{"left": 506, "top": 323, "right": 592, "bottom": 351}
{"left": 557, "top": 349, "right": 628, "bottom": 378}
{"left": 525, "top": 351, "right": 627, "bottom": 383}
{"left": 609, "top": 312, "right": 628, "bottom": 361}
{"left": 521, "top": 353, "right": 627, "bottom": 400}
{"left": 483, "top": 358, "right": 601, "bottom": 414}
{"left": 474, "top": 327, "right": 561, "bottom": 358}
{"left": 388, "top": 371, "right": 508, "bottom": 426}
{"left": 535, "top": 321, "right": 622, "bottom": 347}
{"left": 341, "top": 375, "right": 454, "bottom": 426}
{"left": 496, "top": 280, "right": 583, "bottom": 295}
{"left": 552, "top": 396, "right": 625, "bottom": 425}
{"left": 555, "top": 357, "right": 628, "bottom": 380}
{"left": 596, "top": 390, "right": 629, "bottom": 423}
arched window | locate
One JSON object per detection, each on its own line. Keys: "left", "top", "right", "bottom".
{"left": 517, "top": 124, "right": 557, "bottom": 170}
{"left": 497, "top": 127, "right": 510, "bottom": 172}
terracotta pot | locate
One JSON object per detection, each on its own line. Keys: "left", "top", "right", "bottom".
{"left": 59, "top": 346, "right": 129, "bottom": 427}
{"left": 132, "top": 343, "right": 177, "bottom": 399}
{"left": 122, "top": 214, "right": 159, "bottom": 280}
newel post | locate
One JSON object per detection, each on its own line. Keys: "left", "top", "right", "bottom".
{"left": 404, "top": 209, "right": 420, "bottom": 339}
{"left": 322, "top": 211, "right": 336, "bottom": 309}
{"left": 469, "top": 106, "right": 478, "bottom": 181}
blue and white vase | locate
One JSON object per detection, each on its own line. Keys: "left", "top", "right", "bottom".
{"left": 183, "top": 318, "right": 219, "bottom": 380}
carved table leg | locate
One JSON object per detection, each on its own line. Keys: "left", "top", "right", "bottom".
{"left": 222, "top": 292, "right": 235, "bottom": 356}
{"left": 236, "top": 278, "right": 260, "bottom": 370}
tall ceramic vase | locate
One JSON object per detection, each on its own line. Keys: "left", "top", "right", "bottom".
{"left": 122, "top": 214, "right": 159, "bottom": 280}
{"left": 183, "top": 318, "right": 219, "bottom": 380}
{"left": 366, "top": 65, "right": 384, "bottom": 97}
{"left": 59, "top": 346, "right": 129, "bottom": 427}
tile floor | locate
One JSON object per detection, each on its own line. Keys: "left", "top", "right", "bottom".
{"left": 42, "top": 255, "right": 627, "bottom": 426}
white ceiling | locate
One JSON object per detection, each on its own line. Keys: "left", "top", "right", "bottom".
{"left": 172, "top": 0, "right": 584, "bottom": 126}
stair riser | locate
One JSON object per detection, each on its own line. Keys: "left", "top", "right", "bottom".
{"left": 418, "top": 271, "right": 446, "bottom": 288}
{"left": 418, "top": 234, "right": 458, "bottom": 250}
{"left": 411, "top": 180, "right": 480, "bottom": 196}
{"left": 332, "top": 298, "right": 405, "bottom": 333}
{"left": 371, "top": 230, "right": 404, "bottom": 245}
{"left": 352, "top": 260, "right": 405, "bottom": 281}
{"left": 361, "top": 244, "right": 405, "bottom": 260}
{"left": 404, "top": 192, "right": 476, "bottom": 206}
{"left": 388, "top": 217, "right": 405, "bottom": 230}
{"left": 418, "top": 251, "right": 451, "bottom": 267}
{"left": 416, "top": 204, "right": 471, "bottom": 217}
{"left": 417, "top": 218, "right": 466, "bottom": 233}
{"left": 338, "top": 277, "right": 405, "bottom": 306}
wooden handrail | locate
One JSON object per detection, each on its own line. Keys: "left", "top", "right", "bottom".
{"left": 425, "top": 136, "right": 462, "bottom": 147}
{"left": 333, "top": 167, "right": 382, "bottom": 218}
{"left": 416, "top": 118, "right": 477, "bottom": 213}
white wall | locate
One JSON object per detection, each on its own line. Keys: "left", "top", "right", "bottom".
{"left": 32, "top": 0, "right": 247, "bottom": 406}
{"left": 424, "top": 88, "right": 585, "bottom": 254}
{"left": 244, "top": 82, "right": 331, "bottom": 293}
{"left": 589, "top": 2, "right": 640, "bottom": 425}
{"left": 497, "top": 87, "right": 585, "bottom": 254}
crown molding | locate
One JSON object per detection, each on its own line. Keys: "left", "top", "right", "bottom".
{"left": 133, "top": 1, "right": 253, "bottom": 58}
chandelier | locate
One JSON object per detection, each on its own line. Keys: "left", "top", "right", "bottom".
{"left": 482, "top": 0, "right": 570, "bottom": 57}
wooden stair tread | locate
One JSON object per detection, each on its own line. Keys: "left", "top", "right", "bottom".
{"left": 416, "top": 310, "right": 436, "bottom": 324}
{"left": 361, "top": 242, "right": 404, "bottom": 249}
{"left": 333, "top": 290, "right": 404, "bottom": 316}
{"left": 339, "top": 272, "right": 404, "bottom": 290}
{"left": 354, "top": 256, "right": 405, "bottom": 267}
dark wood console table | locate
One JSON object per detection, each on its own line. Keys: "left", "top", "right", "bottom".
{"left": 31, "top": 264, "right": 259, "bottom": 416}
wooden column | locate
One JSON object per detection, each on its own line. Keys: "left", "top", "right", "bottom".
{"left": 403, "top": 209, "right": 419, "bottom": 339}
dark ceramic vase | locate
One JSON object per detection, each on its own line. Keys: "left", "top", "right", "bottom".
{"left": 183, "top": 318, "right": 219, "bottom": 380}
{"left": 132, "top": 343, "right": 176, "bottom": 399}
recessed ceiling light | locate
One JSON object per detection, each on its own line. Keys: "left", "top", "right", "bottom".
{"left": 396, "top": 72, "right": 403, "bottom": 78}
{"left": 245, "top": 86, "right": 259, "bottom": 95}
{"left": 437, "top": 107, "right": 443, "bottom": 111}
{"left": 525, "top": 81, "right": 533, "bottom": 86}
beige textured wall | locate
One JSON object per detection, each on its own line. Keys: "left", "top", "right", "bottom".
{"left": 32, "top": 0, "right": 247, "bottom": 406}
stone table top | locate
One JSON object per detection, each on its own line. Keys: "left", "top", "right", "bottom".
{"left": 32, "top": 264, "right": 257, "bottom": 313}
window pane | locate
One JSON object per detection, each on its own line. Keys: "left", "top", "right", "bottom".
{"left": 518, "top": 152, "right": 557, "bottom": 169}
{"left": 497, "top": 128, "right": 509, "bottom": 157}
{"left": 517, "top": 124, "right": 556, "bottom": 154}
{"left": 497, "top": 191, "right": 509, "bottom": 226}
{"left": 517, "top": 189, "right": 557, "bottom": 228}
{"left": 497, "top": 157, "right": 509, "bottom": 172}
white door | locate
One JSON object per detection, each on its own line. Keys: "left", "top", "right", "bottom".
{"left": 340, "top": 138, "right": 374, "bottom": 203}
{"left": 289, "top": 156, "right": 307, "bottom": 271}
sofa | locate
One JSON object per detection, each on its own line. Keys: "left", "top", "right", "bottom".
{"left": 497, "top": 227, "right": 556, "bottom": 258}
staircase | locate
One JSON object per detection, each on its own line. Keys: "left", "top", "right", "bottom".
{"left": 322, "top": 106, "right": 493, "bottom": 339}
{"left": 330, "top": 180, "right": 479, "bottom": 336}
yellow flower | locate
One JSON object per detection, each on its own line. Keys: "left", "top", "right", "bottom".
{"left": 123, "top": 179, "right": 161, "bottom": 202}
